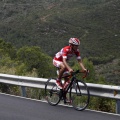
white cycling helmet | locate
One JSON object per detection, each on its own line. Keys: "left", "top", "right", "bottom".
{"left": 69, "top": 38, "right": 80, "bottom": 45}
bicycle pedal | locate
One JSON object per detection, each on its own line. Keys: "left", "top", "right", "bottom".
{"left": 64, "top": 98, "right": 72, "bottom": 103}
{"left": 46, "top": 96, "right": 48, "bottom": 100}
{"left": 61, "top": 97, "right": 64, "bottom": 100}
{"left": 64, "top": 100, "right": 72, "bottom": 104}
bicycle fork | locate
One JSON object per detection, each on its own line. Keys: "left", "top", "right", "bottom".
{"left": 73, "top": 81, "right": 82, "bottom": 96}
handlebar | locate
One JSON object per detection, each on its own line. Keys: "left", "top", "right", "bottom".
{"left": 62, "top": 69, "right": 89, "bottom": 78}
{"left": 71, "top": 69, "right": 89, "bottom": 78}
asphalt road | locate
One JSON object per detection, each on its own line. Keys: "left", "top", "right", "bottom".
{"left": 0, "top": 93, "right": 120, "bottom": 120}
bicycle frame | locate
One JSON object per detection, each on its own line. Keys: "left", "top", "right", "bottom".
{"left": 60, "top": 74, "right": 80, "bottom": 104}
{"left": 64, "top": 75, "right": 76, "bottom": 93}
{"left": 60, "top": 70, "right": 89, "bottom": 102}
{"left": 45, "top": 69, "right": 90, "bottom": 110}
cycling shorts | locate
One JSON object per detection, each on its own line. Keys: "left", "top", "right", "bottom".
{"left": 53, "top": 59, "right": 69, "bottom": 75}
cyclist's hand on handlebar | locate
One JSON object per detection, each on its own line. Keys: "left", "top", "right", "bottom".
{"left": 68, "top": 68, "right": 74, "bottom": 73}
{"left": 82, "top": 69, "right": 89, "bottom": 73}
{"left": 81, "top": 69, "right": 89, "bottom": 78}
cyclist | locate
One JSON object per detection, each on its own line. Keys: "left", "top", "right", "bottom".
{"left": 53, "top": 38, "right": 87, "bottom": 89}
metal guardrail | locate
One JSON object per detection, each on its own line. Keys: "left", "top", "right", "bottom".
{"left": 87, "top": 83, "right": 120, "bottom": 99}
{"left": 0, "top": 73, "right": 120, "bottom": 114}
{"left": 0, "top": 73, "right": 47, "bottom": 89}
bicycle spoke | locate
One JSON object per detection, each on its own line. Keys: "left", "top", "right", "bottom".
{"left": 45, "top": 78, "right": 60, "bottom": 106}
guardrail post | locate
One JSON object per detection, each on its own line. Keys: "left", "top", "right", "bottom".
{"left": 116, "top": 100, "right": 120, "bottom": 114}
{"left": 20, "top": 86, "right": 26, "bottom": 97}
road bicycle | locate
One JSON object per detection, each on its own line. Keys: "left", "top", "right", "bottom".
{"left": 45, "top": 70, "right": 90, "bottom": 111}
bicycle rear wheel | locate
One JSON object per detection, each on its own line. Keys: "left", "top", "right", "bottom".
{"left": 70, "top": 79, "right": 90, "bottom": 111}
{"left": 45, "top": 78, "right": 61, "bottom": 106}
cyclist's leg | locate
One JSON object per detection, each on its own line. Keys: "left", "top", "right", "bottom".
{"left": 57, "top": 68, "right": 71, "bottom": 87}
{"left": 53, "top": 59, "right": 66, "bottom": 89}
{"left": 53, "top": 61, "right": 71, "bottom": 103}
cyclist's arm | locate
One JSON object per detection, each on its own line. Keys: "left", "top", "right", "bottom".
{"left": 78, "top": 59, "right": 87, "bottom": 71}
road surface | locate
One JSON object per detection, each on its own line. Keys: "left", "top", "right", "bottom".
{"left": 0, "top": 93, "right": 119, "bottom": 120}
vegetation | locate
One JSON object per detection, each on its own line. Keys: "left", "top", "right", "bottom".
{"left": 0, "top": 0, "right": 119, "bottom": 83}
{"left": 0, "top": 0, "right": 120, "bottom": 57}
{"left": 0, "top": 39, "right": 116, "bottom": 113}
{"left": 0, "top": 0, "right": 120, "bottom": 113}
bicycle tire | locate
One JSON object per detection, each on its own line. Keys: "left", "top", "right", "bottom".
{"left": 70, "top": 79, "right": 90, "bottom": 111}
{"left": 45, "top": 78, "right": 61, "bottom": 106}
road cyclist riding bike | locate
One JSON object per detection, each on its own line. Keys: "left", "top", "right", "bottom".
{"left": 45, "top": 38, "right": 90, "bottom": 111}
{"left": 53, "top": 38, "right": 88, "bottom": 89}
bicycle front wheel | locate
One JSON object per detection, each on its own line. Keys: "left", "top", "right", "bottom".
{"left": 45, "top": 78, "right": 61, "bottom": 106}
{"left": 70, "top": 79, "right": 90, "bottom": 111}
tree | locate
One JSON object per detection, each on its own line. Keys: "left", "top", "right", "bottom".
{"left": 17, "top": 46, "right": 56, "bottom": 77}
{"left": 0, "top": 38, "right": 16, "bottom": 59}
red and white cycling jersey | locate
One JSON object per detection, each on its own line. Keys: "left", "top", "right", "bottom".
{"left": 53, "top": 46, "right": 81, "bottom": 62}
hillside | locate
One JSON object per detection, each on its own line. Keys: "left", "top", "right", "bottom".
{"left": 0, "top": 0, "right": 120, "bottom": 83}
{"left": 0, "top": 0, "right": 120, "bottom": 57}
